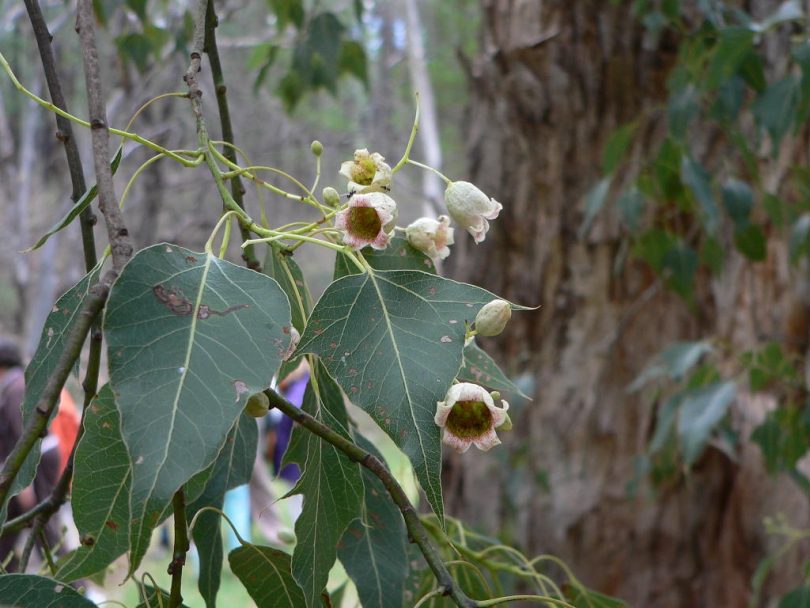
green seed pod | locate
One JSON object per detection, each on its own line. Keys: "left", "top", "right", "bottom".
{"left": 245, "top": 392, "right": 270, "bottom": 418}
{"left": 310, "top": 140, "right": 323, "bottom": 157}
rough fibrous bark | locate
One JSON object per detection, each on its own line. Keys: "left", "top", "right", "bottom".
{"left": 445, "top": 2, "right": 810, "bottom": 606}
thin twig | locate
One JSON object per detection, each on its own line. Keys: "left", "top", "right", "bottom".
{"left": 24, "top": 0, "right": 98, "bottom": 273}
{"left": 265, "top": 389, "right": 477, "bottom": 608}
{"left": 167, "top": 488, "right": 189, "bottom": 608}
{"left": 20, "top": 0, "right": 104, "bottom": 539}
{"left": 203, "top": 0, "right": 259, "bottom": 270}
{"left": 17, "top": 515, "right": 44, "bottom": 572}
{"left": 75, "top": 0, "right": 133, "bottom": 274}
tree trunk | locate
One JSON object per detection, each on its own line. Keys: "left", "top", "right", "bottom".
{"left": 445, "top": 2, "right": 810, "bottom": 606}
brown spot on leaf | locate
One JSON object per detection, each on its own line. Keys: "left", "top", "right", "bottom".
{"left": 185, "top": 255, "right": 197, "bottom": 263}
{"left": 105, "top": 520, "right": 118, "bottom": 530}
{"left": 282, "top": 326, "right": 291, "bottom": 335}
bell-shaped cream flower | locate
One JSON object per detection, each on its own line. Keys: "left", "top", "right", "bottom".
{"left": 444, "top": 181, "right": 502, "bottom": 244}
{"left": 434, "top": 382, "right": 510, "bottom": 453}
{"left": 339, "top": 148, "right": 392, "bottom": 194}
{"left": 335, "top": 192, "right": 398, "bottom": 250}
{"left": 405, "top": 215, "right": 455, "bottom": 261}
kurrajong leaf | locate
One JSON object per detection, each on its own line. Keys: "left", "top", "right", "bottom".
{"left": 136, "top": 584, "right": 191, "bottom": 608}
{"left": 186, "top": 412, "right": 258, "bottom": 608}
{"left": 55, "top": 385, "right": 131, "bottom": 582}
{"left": 104, "top": 243, "right": 291, "bottom": 574}
{"left": 458, "top": 340, "right": 528, "bottom": 399}
{"left": 0, "top": 258, "right": 104, "bottom": 529}
{"left": 677, "top": 381, "right": 737, "bottom": 465}
{"left": 299, "top": 268, "right": 528, "bottom": 523}
{"left": 0, "top": 574, "right": 98, "bottom": 607}
{"left": 283, "top": 363, "right": 363, "bottom": 607}
{"left": 24, "top": 147, "right": 123, "bottom": 253}
{"left": 229, "top": 544, "right": 330, "bottom": 607}
{"left": 334, "top": 236, "right": 437, "bottom": 279}
{"left": 338, "top": 433, "right": 408, "bottom": 608}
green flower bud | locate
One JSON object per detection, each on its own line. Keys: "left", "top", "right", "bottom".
{"left": 245, "top": 392, "right": 270, "bottom": 418}
{"left": 475, "top": 299, "right": 511, "bottom": 337}
{"left": 323, "top": 186, "right": 341, "bottom": 207}
{"left": 310, "top": 140, "right": 323, "bottom": 156}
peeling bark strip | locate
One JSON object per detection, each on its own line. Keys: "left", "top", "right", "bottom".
{"left": 446, "top": 1, "right": 809, "bottom": 606}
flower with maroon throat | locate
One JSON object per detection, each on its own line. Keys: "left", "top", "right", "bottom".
{"left": 434, "top": 383, "right": 510, "bottom": 453}
{"left": 335, "top": 192, "right": 398, "bottom": 250}
{"left": 339, "top": 148, "right": 392, "bottom": 194}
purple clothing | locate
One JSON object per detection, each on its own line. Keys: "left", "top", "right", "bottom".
{"left": 273, "top": 374, "right": 308, "bottom": 483}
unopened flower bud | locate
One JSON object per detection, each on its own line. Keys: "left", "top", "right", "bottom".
{"left": 310, "top": 140, "right": 323, "bottom": 157}
{"left": 245, "top": 392, "right": 270, "bottom": 418}
{"left": 475, "top": 300, "right": 511, "bottom": 337}
{"left": 323, "top": 187, "right": 341, "bottom": 207}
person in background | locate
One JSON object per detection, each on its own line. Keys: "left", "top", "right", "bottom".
{"left": 0, "top": 337, "right": 60, "bottom": 571}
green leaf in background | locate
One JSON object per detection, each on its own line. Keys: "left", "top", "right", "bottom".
{"left": 334, "top": 236, "right": 437, "bottom": 279}
{"left": 754, "top": 76, "right": 799, "bottom": 149}
{"left": 751, "top": 406, "right": 810, "bottom": 473}
{"left": 616, "top": 188, "right": 645, "bottom": 233}
{"left": 186, "top": 412, "right": 258, "bottom": 608}
{"left": 721, "top": 178, "right": 753, "bottom": 230}
{"left": 25, "top": 147, "right": 122, "bottom": 252}
{"left": 677, "top": 381, "right": 736, "bottom": 465}
{"left": 579, "top": 177, "right": 611, "bottom": 238}
{"left": 268, "top": 0, "right": 305, "bottom": 29}
{"left": 706, "top": 27, "right": 755, "bottom": 89}
{"left": 229, "top": 544, "right": 329, "bottom": 607}
{"left": 338, "top": 40, "right": 368, "bottom": 84}
{"left": 283, "top": 364, "right": 363, "bottom": 608}
{"left": 299, "top": 269, "right": 523, "bottom": 522}
{"left": 602, "top": 121, "right": 637, "bottom": 173}
{"left": 629, "top": 340, "right": 713, "bottom": 391}
{"left": 662, "top": 243, "right": 698, "bottom": 297}
{"left": 104, "top": 243, "right": 290, "bottom": 574}
{"left": 338, "top": 433, "right": 408, "bottom": 608}
{"left": 0, "top": 574, "right": 98, "bottom": 607}
{"left": 55, "top": 385, "right": 130, "bottom": 583}
{"left": 710, "top": 76, "right": 745, "bottom": 123}
{"left": 789, "top": 214, "right": 810, "bottom": 262}
{"left": 0, "top": 259, "right": 104, "bottom": 529}
{"left": 680, "top": 157, "right": 718, "bottom": 233}
{"left": 458, "top": 341, "right": 528, "bottom": 399}
{"left": 667, "top": 85, "right": 698, "bottom": 140}
{"left": 778, "top": 584, "right": 810, "bottom": 608}
{"left": 734, "top": 224, "right": 767, "bottom": 261}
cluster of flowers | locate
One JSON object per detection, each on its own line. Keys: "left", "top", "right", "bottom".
{"left": 327, "top": 151, "right": 513, "bottom": 454}
{"left": 330, "top": 148, "right": 502, "bottom": 259}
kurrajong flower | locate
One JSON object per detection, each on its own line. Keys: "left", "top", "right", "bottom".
{"left": 434, "top": 383, "right": 510, "bottom": 453}
{"left": 444, "top": 181, "right": 502, "bottom": 244}
{"left": 339, "top": 148, "right": 392, "bottom": 194}
{"left": 335, "top": 192, "right": 398, "bottom": 250}
{"left": 405, "top": 215, "right": 455, "bottom": 261}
